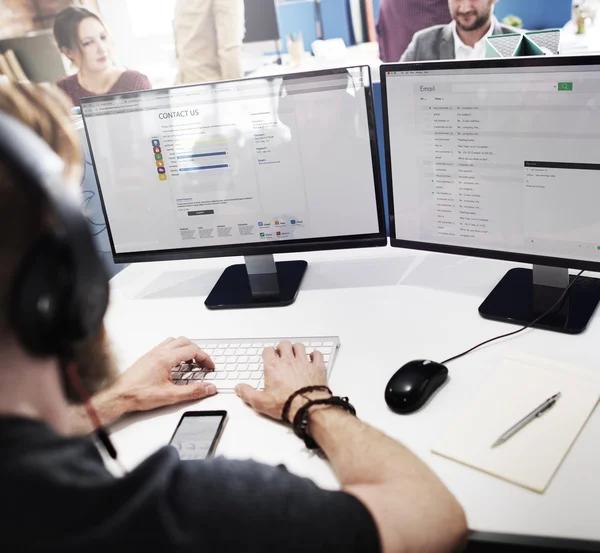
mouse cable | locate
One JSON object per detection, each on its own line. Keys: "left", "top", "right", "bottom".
{"left": 441, "top": 270, "right": 585, "bottom": 366}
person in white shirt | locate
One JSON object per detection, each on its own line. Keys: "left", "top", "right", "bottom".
{"left": 401, "top": 0, "right": 518, "bottom": 62}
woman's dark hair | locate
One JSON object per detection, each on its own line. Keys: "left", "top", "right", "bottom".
{"left": 53, "top": 6, "right": 105, "bottom": 52}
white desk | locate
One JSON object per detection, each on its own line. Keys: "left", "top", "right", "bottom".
{"left": 247, "top": 43, "right": 382, "bottom": 82}
{"left": 105, "top": 247, "right": 600, "bottom": 545}
{"left": 561, "top": 20, "right": 600, "bottom": 55}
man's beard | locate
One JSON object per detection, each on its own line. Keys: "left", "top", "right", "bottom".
{"left": 61, "top": 324, "right": 117, "bottom": 403}
{"left": 455, "top": 8, "right": 492, "bottom": 32}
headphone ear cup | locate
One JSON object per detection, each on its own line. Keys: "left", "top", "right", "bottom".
{"left": 10, "top": 233, "right": 73, "bottom": 356}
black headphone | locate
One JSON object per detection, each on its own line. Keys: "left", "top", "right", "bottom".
{"left": 0, "top": 112, "right": 109, "bottom": 357}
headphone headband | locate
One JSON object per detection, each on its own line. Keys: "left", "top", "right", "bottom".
{"left": 0, "top": 111, "right": 109, "bottom": 356}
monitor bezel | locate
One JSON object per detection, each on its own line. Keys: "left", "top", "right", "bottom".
{"left": 381, "top": 55, "right": 600, "bottom": 272}
{"left": 80, "top": 66, "right": 387, "bottom": 264}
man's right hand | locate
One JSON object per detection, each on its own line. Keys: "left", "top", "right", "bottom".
{"left": 235, "top": 340, "right": 331, "bottom": 421}
{"left": 237, "top": 340, "right": 468, "bottom": 553}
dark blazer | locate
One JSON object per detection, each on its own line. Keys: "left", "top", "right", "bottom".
{"left": 400, "top": 20, "right": 519, "bottom": 62}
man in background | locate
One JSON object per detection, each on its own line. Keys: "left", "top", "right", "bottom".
{"left": 401, "top": 0, "right": 517, "bottom": 62}
{"left": 377, "top": 0, "right": 451, "bottom": 63}
{"left": 174, "top": 0, "right": 245, "bottom": 84}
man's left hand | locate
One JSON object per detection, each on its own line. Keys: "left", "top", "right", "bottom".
{"left": 69, "top": 337, "right": 217, "bottom": 434}
{"left": 112, "top": 336, "right": 217, "bottom": 412}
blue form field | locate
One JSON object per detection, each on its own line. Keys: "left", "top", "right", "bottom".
{"left": 176, "top": 151, "right": 227, "bottom": 160}
{"left": 180, "top": 164, "right": 229, "bottom": 172}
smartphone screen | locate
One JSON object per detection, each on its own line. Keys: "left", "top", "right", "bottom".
{"left": 169, "top": 411, "right": 227, "bottom": 460}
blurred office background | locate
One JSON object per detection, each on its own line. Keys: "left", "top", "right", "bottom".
{"left": 0, "top": 0, "right": 599, "bottom": 89}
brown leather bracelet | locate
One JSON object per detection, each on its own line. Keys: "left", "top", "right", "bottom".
{"left": 292, "top": 396, "right": 357, "bottom": 449}
{"left": 281, "top": 385, "right": 332, "bottom": 423}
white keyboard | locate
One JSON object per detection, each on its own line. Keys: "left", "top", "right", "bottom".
{"left": 171, "top": 336, "right": 340, "bottom": 392}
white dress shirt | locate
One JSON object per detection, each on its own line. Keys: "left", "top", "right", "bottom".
{"left": 452, "top": 18, "right": 497, "bottom": 60}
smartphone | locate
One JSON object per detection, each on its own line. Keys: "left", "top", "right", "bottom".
{"left": 168, "top": 410, "right": 227, "bottom": 460}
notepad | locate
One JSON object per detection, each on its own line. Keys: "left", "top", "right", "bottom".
{"left": 432, "top": 355, "right": 600, "bottom": 493}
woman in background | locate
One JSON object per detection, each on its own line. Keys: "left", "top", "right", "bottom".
{"left": 54, "top": 6, "right": 151, "bottom": 105}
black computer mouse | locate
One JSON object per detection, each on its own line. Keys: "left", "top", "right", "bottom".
{"left": 385, "top": 360, "right": 449, "bottom": 414}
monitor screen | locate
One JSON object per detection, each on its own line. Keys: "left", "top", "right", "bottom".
{"left": 243, "top": 0, "right": 279, "bottom": 43}
{"left": 383, "top": 59, "right": 600, "bottom": 267}
{"left": 81, "top": 67, "right": 383, "bottom": 261}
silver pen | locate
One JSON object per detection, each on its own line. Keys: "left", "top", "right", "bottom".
{"left": 492, "top": 392, "right": 561, "bottom": 448}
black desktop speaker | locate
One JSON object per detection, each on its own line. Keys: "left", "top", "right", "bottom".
{"left": 0, "top": 111, "right": 109, "bottom": 356}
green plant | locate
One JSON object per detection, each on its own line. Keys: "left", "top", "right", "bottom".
{"left": 503, "top": 14, "right": 524, "bottom": 29}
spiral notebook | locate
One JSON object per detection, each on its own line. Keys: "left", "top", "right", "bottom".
{"left": 432, "top": 355, "right": 600, "bottom": 493}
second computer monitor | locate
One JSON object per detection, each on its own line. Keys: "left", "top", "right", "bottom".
{"left": 382, "top": 56, "right": 600, "bottom": 333}
{"left": 81, "top": 66, "right": 385, "bottom": 309}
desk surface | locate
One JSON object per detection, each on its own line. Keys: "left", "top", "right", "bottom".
{"left": 106, "top": 247, "right": 600, "bottom": 543}
{"left": 248, "top": 43, "right": 382, "bottom": 81}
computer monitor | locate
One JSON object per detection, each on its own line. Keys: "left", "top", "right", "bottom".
{"left": 382, "top": 56, "right": 600, "bottom": 334}
{"left": 243, "top": 0, "right": 279, "bottom": 43}
{"left": 81, "top": 66, "right": 386, "bottom": 309}
{"left": 0, "top": 31, "right": 66, "bottom": 83}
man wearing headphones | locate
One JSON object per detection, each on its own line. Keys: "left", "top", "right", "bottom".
{"left": 0, "top": 83, "right": 466, "bottom": 552}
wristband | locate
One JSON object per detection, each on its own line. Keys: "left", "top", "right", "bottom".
{"left": 281, "top": 385, "right": 332, "bottom": 423}
{"left": 292, "top": 396, "right": 357, "bottom": 450}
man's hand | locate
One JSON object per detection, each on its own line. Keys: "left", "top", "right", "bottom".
{"left": 235, "top": 340, "right": 330, "bottom": 421}
{"left": 112, "top": 336, "right": 217, "bottom": 412}
{"left": 69, "top": 337, "right": 216, "bottom": 434}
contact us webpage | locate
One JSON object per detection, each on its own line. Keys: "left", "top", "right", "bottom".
{"left": 82, "top": 72, "right": 379, "bottom": 254}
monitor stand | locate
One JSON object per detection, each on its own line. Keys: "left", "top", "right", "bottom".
{"left": 204, "top": 255, "right": 307, "bottom": 310}
{"left": 478, "top": 265, "right": 600, "bottom": 334}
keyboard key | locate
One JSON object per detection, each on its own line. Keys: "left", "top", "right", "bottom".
{"left": 172, "top": 372, "right": 183, "bottom": 380}
{"left": 248, "top": 356, "right": 260, "bottom": 363}
{"left": 251, "top": 343, "right": 263, "bottom": 348}
{"left": 225, "top": 356, "right": 238, "bottom": 364}
{"left": 247, "top": 363, "right": 260, "bottom": 371}
{"left": 246, "top": 348, "right": 258, "bottom": 355}
{"left": 182, "top": 372, "right": 194, "bottom": 380}
{"left": 215, "top": 373, "right": 227, "bottom": 380}
{"left": 204, "top": 372, "right": 216, "bottom": 380}
{"left": 241, "top": 343, "right": 252, "bottom": 348}
{"left": 251, "top": 373, "right": 261, "bottom": 380}
{"left": 217, "top": 344, "right": 229, "bottom": 349}
{"left": 235, "top": 348, "right": 247, "bottom": 355}
{"left": 310, "top": 342, "right": 322, "bottom": 347}
{"left": 214, "top": 356, "right": 227, "bottom": 364}
{"left": 237, "top": 356, "right": 249, "bottom": 363}
{"left": 226, "top": 373, "right": 239, "bottom": 380}
{"left": 258, "top": 379, "right": 264, "bottom": 389}
{"left": 213, "top": 349, "right": 225, "bottom": 356}
{"left": 324, "top": 354, "right": 331, "bottom": 362}
{"left": 224, "top": 364, "right": 237, "bottom": 372}
{"left": 237, "top": 379, "right": 254, "bottom": 387}
{"left": 175, "top": 380, "right": 188, "bottom": 385}
{"left": 193, "top": 372, "right": 206, "bottom": 380}
{"left": 224, "top": 349, "right": 236, "bottom": 356}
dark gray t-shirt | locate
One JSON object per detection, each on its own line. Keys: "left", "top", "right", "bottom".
{"left": 0, "top": 417, "right": 380, "bottom": 552}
